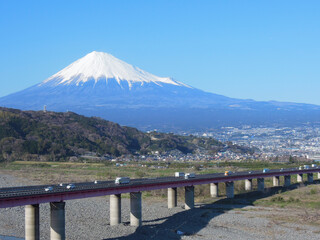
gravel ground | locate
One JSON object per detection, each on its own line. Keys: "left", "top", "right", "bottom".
{"left": 1, "top": 172, "right": 320, "bottom": 240}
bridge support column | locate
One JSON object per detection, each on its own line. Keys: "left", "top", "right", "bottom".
{"left": 318, "top": 172, "right": 320, "bottom": 179}
{"left": 185, "top": 186, "right": 194, "bottom": 210}
{"left": 50, "top": 202, "right": 65, "bottom": 240}
{"left": 168, "top": 187, "right": 177, "bottom": 208}
{"left": 284, "top": 175, "right": 291, "bottom": 187}
{"left": 257, "top": 178, "right": 265, "bottom": 192}
{"left": 210, "top": 183, "right": 219, "bottom": 197}
{"left": 25, "top": 204, "right": 40, "bottom": 240}
{"left": 130, "top": 192, "right": 142, "bottom": 227}
{"left": 245, "top": 179, "right": 252, "bottom": 191}
{"left": 307, "top": 173, "right": 313, "bottom": 183}
{"left": 110, "top": 194, "right": 121, "bottom": 225}
{"left": 273, "top": 176, "right": 280, "bottom": 187}
{"left": 226, "top": 182, "right": 234, "bottom": 198}
{"left": 297, "top": 173, "right": 303, "bottom": 183}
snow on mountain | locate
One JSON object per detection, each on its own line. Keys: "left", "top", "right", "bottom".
{"left": 41, "top": 51, "right": 190, "bottom": 88}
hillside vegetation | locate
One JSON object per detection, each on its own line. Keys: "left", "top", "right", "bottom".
{"left": 0, "top": 107, "right": 253, "bottom": 162}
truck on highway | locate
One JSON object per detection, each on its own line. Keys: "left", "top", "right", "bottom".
{"left": 115, "top": 177, "right": 130, "bottom": 184}
{"left": 175, "top": 172, "right": 185, "bottom": 177}
{"left": 185, "top": 173, "right": 195, "bottom": 179}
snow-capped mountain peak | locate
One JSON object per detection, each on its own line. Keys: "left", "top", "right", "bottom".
{"left": 41, "top": 51, "right": 190, "bottom": 88}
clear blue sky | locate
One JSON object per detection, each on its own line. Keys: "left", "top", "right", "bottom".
{"left": 1, "top": 0, "right": 320, "bottom": 104}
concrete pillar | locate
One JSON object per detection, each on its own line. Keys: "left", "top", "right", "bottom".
{"left": 130, "top": 192, "right": 142, "bottom": 227}
{"left": 110, "top": 194, "right": 121, "bottom": 225}
{"left": 50, "top": 202, "right": 65, "bottom": 240}
{"left": 318, "top": 172, "right": 320, "bottom": 179}
{"left": 257, "top": 178, "right": 265, "bottom": 192}
{"left": 284, "top": 175, "right": 291, "bottom": 187}
{"left": 25, "top": 204, "right": 40, "bottom": 240}
{"left": 273, "top": 176, "right": 280, "bottom": 187}
{"left": 210, "top": 183, "right": 219, "bottom": 197}
{"left": 297, "top": 173, "right": 303, "bottom": 183}
{"left": 168, "top": 187, "right": 177, "bottom": 208}
{"left": 307, "top": 173, "right": 313, "bottom": 183}
{"left": 245, "top": 179, "right": 252, "bottom": 191}
{"left": 225, "top": 182, "right": 234, "bottom": 198}
{"left": 185, "top": 186, "right": 194, "bottom": 210}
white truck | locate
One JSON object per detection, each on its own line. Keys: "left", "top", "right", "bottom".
{"left": 185, "top": 173, "right": 195, "bottom": 179}
{"left": 175, "top": 172, "right": 185, "bottom": 177}
{"left": 115, "top": 177, "right": 130, "bottom": 184}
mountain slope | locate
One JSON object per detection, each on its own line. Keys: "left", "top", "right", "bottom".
{"left": 1, "top": 51, "right": 320, "bottom": 131}
{"left": 0, "top": 107, "right": 252, "bottom": 162}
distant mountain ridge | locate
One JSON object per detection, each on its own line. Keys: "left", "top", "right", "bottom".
{"left": 1, "top": 51, "right": 320, "bottom": 131}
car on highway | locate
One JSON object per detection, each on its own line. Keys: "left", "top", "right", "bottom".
{"left": 115, "top": 177, "right": 130, "bottom": 184}
{"left": 94, "top": 180, "right": 99, "bottom": 184}
{"left": 312, "top": 164, "right": 317, "bottom": 168}
{"left": 45, "top": 186, "right": 53, "bottom": 192}
{"left": 263, "top": 168, "right": 270, "bottom": 173}
{"left": 224, "top": 171, "right": 232, "bottom": 176}
{"left": 66, "top": 184, "right": 75, "bottom": 189}
{"left": 299, "top": 166, "right": 303, "bottom": 170}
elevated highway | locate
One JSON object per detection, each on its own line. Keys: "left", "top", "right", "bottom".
{"left": 1, "top": 166, "right": 319, "bottom": 240}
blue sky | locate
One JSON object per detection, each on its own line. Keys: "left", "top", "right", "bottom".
{"left": 1, "top": 0, "right": 320, "bottom": 104}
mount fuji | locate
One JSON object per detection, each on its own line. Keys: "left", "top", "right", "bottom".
{"left": 1, "top": 51, "right": 320, "bottom": 131}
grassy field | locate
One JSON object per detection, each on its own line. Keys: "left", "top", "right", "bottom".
{"left": 0, "top": 160, "right": 319, "bottom": 208}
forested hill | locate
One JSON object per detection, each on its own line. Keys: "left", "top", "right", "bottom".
{"left": 0, "top": 107, "right": 253, "bottom": 162}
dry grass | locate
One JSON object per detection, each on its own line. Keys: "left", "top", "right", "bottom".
{"left": 1, "top": 161, "right": 319, "bottom": 207}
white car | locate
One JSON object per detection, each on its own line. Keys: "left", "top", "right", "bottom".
{"left": 45, "top": 186, "right": 53, "bottom": 192}
{"left": 94, "top": 180, "right": 99, "bottom": 184}
{"left": 66, "top": 184, "right": 75, "bottom": 189}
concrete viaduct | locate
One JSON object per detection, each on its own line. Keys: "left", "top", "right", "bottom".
{"left": 0, "top": 167, "right": 319, "bottom": 240}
